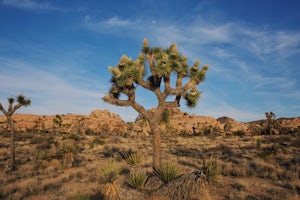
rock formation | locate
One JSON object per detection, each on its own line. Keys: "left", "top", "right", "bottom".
{"left": 0, "top": 109, "right": 299, "bottom": 136}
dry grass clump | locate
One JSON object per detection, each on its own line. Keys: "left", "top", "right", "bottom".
{"left": 155, "top": 162, "right": 182, "bottom": 183}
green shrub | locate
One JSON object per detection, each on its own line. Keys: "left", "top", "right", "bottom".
{"left": 161, "top": 109, "right": 170, "bottom": 123}
{"left": 256, "top": 139, "right": 262, "bottom": 151}
{"left": 123, "top": 152, "right": 143, "bottom": 167}
{"left": 126, "top": 168, "right": 148, "bottom": 189}
{"left": 155, "top": 162, "right": 181, "bottom": 183}
{"left": 201, "top": 157, "right": 221, "bottom": 186}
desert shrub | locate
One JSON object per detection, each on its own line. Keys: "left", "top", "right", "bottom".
{"left": 126, "top": 168, "right": 148, "bottom": 189}
{"left": 123, "top": 152, "right": 143, "bottom": 167}
{"left": 69, "top": 133, "right": 81, "bottom": 141}
{"left": 57, "top": 143, "right": 80, "bottom": 158}
{"left": 256, "top": 139, "right": 262, "bottom": 151}
{"left": 234, "top": 130, "right": 246, "bottom": 137}
{"left": 87, "top": 140, "right": 94, "bottom": 148}
{"left": 258, "top": 144, "right": 285, "bottom": 159}
{"left": 99, "top": 162, "right": 122, "bottom": 184}
{"left": 201, "top": 157, "right": 221, "bottom": 186}
{"left": 155, "top": 162, "right": 181, "bottom": 183}
{"left": 161, "top": 109, "right": 170, "bottom": 123}
{"left": 85, "top": 128, "right": 95, "bottom": 135}
{"left": 67, "top": 194, "right": 90, "bottom": 200}
{"left": 291, "top": 137, "right": 300, "bottom": 147}
{"left": 93, "top": 137, "right": 106, "bottom": 145}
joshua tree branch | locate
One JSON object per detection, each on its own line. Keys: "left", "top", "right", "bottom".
{"left": 103, "top": 94, "right": 150, "bottom": 120}
{"left": 0, "top": 103, "right": 8, "bottom": 116}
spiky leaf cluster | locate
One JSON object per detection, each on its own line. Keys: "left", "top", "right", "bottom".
{"left": 201, "top": 157, "right": 221, "bottom": 186}
{"left": 190, "top": 60, "right": 209, "bottom": 84}
{"left": 108, "top": 55, "right": 145, "bottom": 98}
{"left": 185, "top": 87, "right": 201, "bottom": 108}
{"left": 126, "top": 168, "right": 148, "bottom": 189}
{"left": 143, "top": 39, "right": 190, "bottom": 78}
{"left": 154, "top": 162, "right": 181, "bottom": 183}
{"left": 7, "top": 97, "right": 14, "bottom": 104}
{"left": 16, "top": 94, "right": 31, "bottom": 106}
{"left": 155, "top": 53, "right": 172, "bottom": 77}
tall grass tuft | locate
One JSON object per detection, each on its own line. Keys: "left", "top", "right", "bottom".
{"left": 201, "top": 157, "right": 221, "bottom": 186}
{"left": 123, "top": 152, "right": 143, "bottom": 167}
{"left": 155, "top": 162, "right": 181, "bottom": 183}
{"left": 126, "top": 168, "right": 148, "bottom": 189}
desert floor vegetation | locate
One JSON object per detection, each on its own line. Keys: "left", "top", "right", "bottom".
{"left": 0, "top": 131, "right": 299, "bottom": 199}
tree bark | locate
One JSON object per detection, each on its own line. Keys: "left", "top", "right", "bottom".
{"left": 8, "top": 116, "right": 16, "bottom": 171}
{"left": 149, "top": 120, "right": 161, "bottom": 170}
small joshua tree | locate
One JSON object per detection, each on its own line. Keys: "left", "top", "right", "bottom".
{"left": 103, "top": 39, "right": 208, "bottom": 170}
{"left": 265, "top": 112, "right": 276, "bottom": 135}
{"left": 0, "top": 94, "right": 31, "bottom": 170}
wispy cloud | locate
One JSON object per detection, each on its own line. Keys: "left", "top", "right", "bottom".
{"left": 0, "top": 56, "right": 140, "bottom": 121}
{"left": 85, "top": 15, "right": 300, "bottom": 62}
{"left": 84, "top": 15, "right": 142, "bottom": 34}
{"left": 239, "top": 28, "right": 300, "bottom": 60}
{"left": 0, "top": 57, "right": 99, "bottom": 113}
{"left": 83, "top": 15, "right": 300, "bottom": 121}
{"left": 1, "top": 0, "right": 65, "bottom": 11}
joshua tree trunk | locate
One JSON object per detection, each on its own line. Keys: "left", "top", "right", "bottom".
{"left": 149, "top": 120, "right": 161, "bottom": 170}
{"left": 8, "top": 116, "right": 16, "bottom": 170}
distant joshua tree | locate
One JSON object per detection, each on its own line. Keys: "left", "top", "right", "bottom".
{"left": 265, "top": 112, "right": 276, "bottom": 135}
{"left": 103, "top": 39, "right": 208, "bottom": 170}
{"left": 0, "top": 94, "right": 31, "bottom": 170}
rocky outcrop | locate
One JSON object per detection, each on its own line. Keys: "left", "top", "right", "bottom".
{"left": 0, "top": 109, "right": 126, "bottom": 135}
{"left": 0, "top": 109, "right": 299, "bottom": 136}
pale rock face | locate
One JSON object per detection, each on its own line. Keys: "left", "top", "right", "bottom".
{"left": 0, "top": 109, "right": 298, "bottom": 136}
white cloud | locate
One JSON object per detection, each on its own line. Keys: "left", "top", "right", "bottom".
{"left": 238, "top": 28, "right": 300, "bottom": 60}
{"left": 1, "top": 0, "right": 64, "bottom": 11}
{"left": 104, "top": 16, "right": 133, "bottom": 26}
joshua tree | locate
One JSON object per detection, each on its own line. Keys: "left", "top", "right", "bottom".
{"left": 0, "top": 94, "right": 31, "bottom": 170}
{"left": 265, "top": 112, "right": 276, "bottom": 135}
{"left": 103, "top": 39, "right": 208, "bottom": 170}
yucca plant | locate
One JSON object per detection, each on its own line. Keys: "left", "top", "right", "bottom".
{"left": 155, "top": 162, "right": 181, "bottom": 183}
{"left": 201, "top": 157, "right": 221, "bottom": 186}
{"left": 123, "top": 152, "right": 143, "bottom": 167}
{"left": 126, "top": 168, "right": 148, "bottom": 189}
{"left": 99, "top": 161, "right": 122, "bottom": 184}
{"left": 99, "top": 161, "right": 121, "bottom": 200}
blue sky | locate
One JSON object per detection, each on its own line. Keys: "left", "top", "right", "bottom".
{"left": 0, "top": 0, "right": 299, "bottom": 122}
